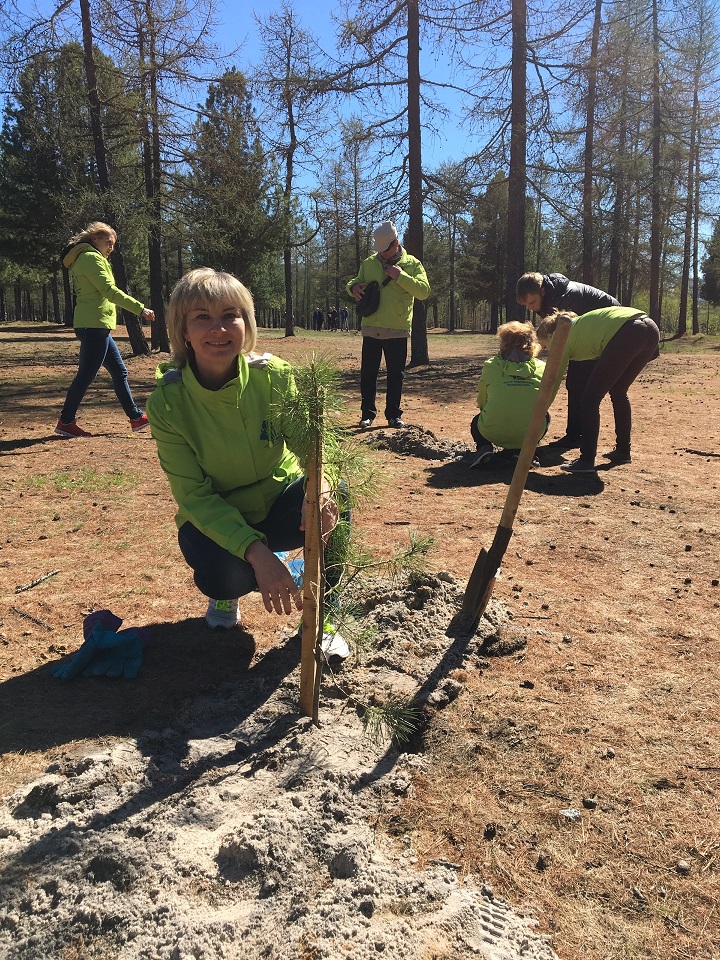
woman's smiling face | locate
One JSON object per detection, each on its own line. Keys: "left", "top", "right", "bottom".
{"left": 183, "top": 300, "right": 246, "bottom": 383}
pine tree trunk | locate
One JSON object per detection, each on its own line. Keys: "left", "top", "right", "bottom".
{"left": 407, "top": 0, "right": 429, "bottom": 366}
{"left": 505, "top": 0, "right": 527, "bottom": 323}
{"left": 582, "top": 0, "right": 602, "bottom": 284}
{"left": 79, "top": 0, "right": 148, "bottom": 357}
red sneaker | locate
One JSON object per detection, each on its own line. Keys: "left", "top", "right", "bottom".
{"left": 129, "top": 413, "right": 150, "bottom": 432}
{"left": 55, "top": 419, "right": 92, "bottom": 438}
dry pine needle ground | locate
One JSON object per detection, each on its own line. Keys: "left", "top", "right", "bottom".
{"left": 0, "top": 323, "right": 718, "bottom": 960}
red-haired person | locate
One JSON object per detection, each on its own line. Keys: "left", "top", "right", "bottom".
{"left": 470, "top": 321, "right": 548, "bottom": 468}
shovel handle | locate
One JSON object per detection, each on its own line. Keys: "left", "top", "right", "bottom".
{"left": 460, "top": 315, "right": 573, "bottom": 625}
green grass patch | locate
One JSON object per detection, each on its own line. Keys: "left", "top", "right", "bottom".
{"left": 659, "top": 333, "right": 720, "bottom": 353}
{"left": 23, "top": 468, "right": 139, "bottom": 492}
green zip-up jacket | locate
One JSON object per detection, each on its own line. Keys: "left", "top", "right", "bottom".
{"left": 63, "top": 243, "right": 144, "bottom": 330}
{"left": 476, "top": 354, "right": 547, "bottom": 448}
{"left": 146, "top": 353, "right": 303, "bottom": 560}
{"left": 552, "top": 305, "right": 646, "bottom": 398}
{"left": 346, "top": 248, "right": 431, "bottom": 334}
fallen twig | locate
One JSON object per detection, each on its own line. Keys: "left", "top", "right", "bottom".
{"left": 15, "top": 570, "right": 60, "bottom": 593}
{"left": 10, "top": 606, "right": 54, "bottom": 630}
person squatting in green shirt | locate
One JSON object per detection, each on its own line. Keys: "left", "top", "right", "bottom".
{"left": 469, "top": 322, "right": 549, "bottom": 469}
{"left": 537, "top": 305, "right": 660, "bottom": 475}
{"left": 146, "top": 268, "right": 341, "bottom": 631}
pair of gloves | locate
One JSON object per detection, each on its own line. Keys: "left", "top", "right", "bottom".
{"left": 52, "top": 610, "right": 151, "bottom": 680}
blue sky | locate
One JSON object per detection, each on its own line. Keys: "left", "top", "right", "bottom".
{"left": 212, "top": 0, "right": 473, "bottom": 172}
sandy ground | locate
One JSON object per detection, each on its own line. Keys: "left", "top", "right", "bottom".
{"left": 1, "top": 325, "right": 719, "bottom": 959}
{"left": 1, "top": 573, "right": 560, "bottom": 960}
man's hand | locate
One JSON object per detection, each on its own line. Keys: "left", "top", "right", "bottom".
{"left": 350, "top": 283, "right": 365, "bottom": 302}
{"left": 383, "top": 263, "right": 401, "bottom": 281}
{"left": 246, "top": 540, "right": 302, "bottom": 615}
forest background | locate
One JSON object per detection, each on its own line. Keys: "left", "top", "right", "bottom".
{"left": 3, "top": 0, "right": 720, "bottom": 357}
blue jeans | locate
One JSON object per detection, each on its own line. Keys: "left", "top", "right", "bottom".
{"left": 59, "top": 327, "right": 142, "bottom": 423}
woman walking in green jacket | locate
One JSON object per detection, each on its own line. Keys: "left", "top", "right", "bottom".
{"left": 537, "top": 306, "right": 660, "bottom": 475}
{"left": 55, "top": 221, "right": 154, "bottom": 438}
{"left": 146, "top": 267, "right": 340, "bottom": 631}
{"left": 470, "top": 321, "right": 548, "bottom": 468}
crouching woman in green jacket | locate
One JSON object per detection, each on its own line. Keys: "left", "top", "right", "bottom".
{"left": 536, "top": 306, "right": 660, "bottom": 475}
{"left": 470, "top": 321, "right": 548, "bottom": 468}
{"left": 146, "top": 267, "right": 340, "bottom": 630}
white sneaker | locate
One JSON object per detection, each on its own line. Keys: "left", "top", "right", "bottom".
{"left": 205, "top": 598, "right": 241, "bottom": 628}
{"left": 321, "top": 624, "right": 350, "bottom": 660}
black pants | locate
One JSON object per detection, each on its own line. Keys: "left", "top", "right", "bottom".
{"left": 564, "top": 359, "right": 597, "bottom": 439}
{"left": 178, "top": 477, "right": 349, "bottom": 601}
{"left": 470, "top": 413, "right": 550, "bottom": 451}
{"left": 360, "top": 336, "right": 408, "bottom": 421}
{"left": 579, "top": 314, "right": 660, "bottom": 461}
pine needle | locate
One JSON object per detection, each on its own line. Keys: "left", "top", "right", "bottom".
{"left": 362, "top": 695, "right": 420, "bottom": 746}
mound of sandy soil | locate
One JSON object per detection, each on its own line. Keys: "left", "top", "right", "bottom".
{"left": 363, "top": 425, "right": 471, "bottom": 461}
{"left": 0, "top": 574, "right": 558, "bottom": 960}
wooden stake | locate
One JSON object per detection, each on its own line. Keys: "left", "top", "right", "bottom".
{"left": 300, "top": 437, "right": 324, "bottom": 722}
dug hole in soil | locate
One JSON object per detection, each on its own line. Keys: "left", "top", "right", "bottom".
{"left": 0, "top": 550, "right": 558, "bottom": 960}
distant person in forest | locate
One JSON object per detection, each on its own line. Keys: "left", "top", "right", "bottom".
{"left": 516, "top": 271, "right": 619, "bottom": 450}
{"left": 470, "top": 321, "right": 548, "bottom": 468}
{"left": 347, "top": 220, "right": 431, "bottom": 429}
{"left": 536, "top": 305, "right": 660, "bottom": 474}
{"left": 327, "top": 307, "right": 338, "bottom": 332}
{"left": 339, "top": 306, "right": 350, "bottom": 332}
{"left": 312, "top": 306, "right": 324, "bottom": 331}
{"left": 55, "top": 221, "right": 154, "bottom": 438}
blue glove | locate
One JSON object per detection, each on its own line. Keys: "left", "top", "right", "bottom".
{"left": 52, "top": 623, "right": 144, "bottom": 680}
{"left": 79, "top": 631, "right": 143, "bottom": 679}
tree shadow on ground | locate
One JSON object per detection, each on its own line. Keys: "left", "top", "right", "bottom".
{"left": 404, "top": 355, "right": 484, "bottom": 405}
{"left": 1, "top": 623, "right": 312, "bottom": 882}
{"left": 0, "top": 619, "right": 303, "bottom": 759}
{"left": 424, "top": 456, "right": 606, "bottom": 497}
{"left": 0, "top": 436, "right": 59, "bottom": 453}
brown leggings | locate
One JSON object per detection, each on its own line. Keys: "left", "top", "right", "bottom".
{"left": 580, "top": 314, "right": 660, "bottom": 461}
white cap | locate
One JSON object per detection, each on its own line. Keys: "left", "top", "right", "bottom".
{"left": 373, "top": 220, "right": 398, "bottom": 252}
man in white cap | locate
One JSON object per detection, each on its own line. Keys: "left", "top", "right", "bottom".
{"left": 346, "top": 220, "right": 430, "bottom": 428}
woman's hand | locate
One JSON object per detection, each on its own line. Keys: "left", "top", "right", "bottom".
{"left": 300, "top": 480, "right": 339, "bottom": 545}
{"left": 245, "top": 540, "right": 302, "bottom": 615}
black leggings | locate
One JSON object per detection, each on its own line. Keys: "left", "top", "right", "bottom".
{"left": 579, "top": 314, "right": 660, "bottom": 461}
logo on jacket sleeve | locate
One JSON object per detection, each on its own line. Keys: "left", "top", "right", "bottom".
{"left": 260, "top": 418, "right": 281, "bottom": 445}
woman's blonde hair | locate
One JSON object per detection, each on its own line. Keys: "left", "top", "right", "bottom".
{"left": 69, "top": 221, "right": 117, "bottom": 247}
{"left": 536, "top": 310, "right": 577, "bottom": 347}
{"left": 167, "top": 267, "right": 257, "bottom": 367}
{"left": 497, "top": 320, "right": 541, "bottom": 358}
